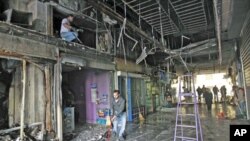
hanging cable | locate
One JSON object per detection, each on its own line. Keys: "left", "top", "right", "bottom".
{"left": 159, "top": 6, "right": 164, "bottom": 46}
{"left": 121, "top": 34, "right": 127, "bottom": 65}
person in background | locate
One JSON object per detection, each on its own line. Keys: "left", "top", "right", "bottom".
{"left": 220, "top": 85, "right": 227, "bottom": 103}
{"left": 213, "top": 85, "right": 219, "bottom": 103}
{"left": 196, "top": 86, "right": 202, "bottom": 103}
{"left": 111, "top": 90, "right": 126, "bottom": 141}
{"left": 182, "top": 86, "right": 190, "bottom": 102}
{"left": 183, "top": 86, "right": 188, "bottom": 93}
{"left": 202, "top": 85, "right": 206, "bottom": 102}
{"left": 60, "top": 14, "right": 79, "bottom": 42}
{"left": 234, "top": 87, "right": 246, "bottom": 118}
{"left": 204, "top": 88, "right": 213, "bottom": 112}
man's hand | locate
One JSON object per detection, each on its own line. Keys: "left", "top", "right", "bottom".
{"left": 77, "top": 29, "right": 84, "bottom": 32}
{"left": 111, "top": 115, "right": 116, "bottom": 121}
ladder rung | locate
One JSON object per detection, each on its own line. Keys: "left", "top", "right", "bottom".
{"left": 180, "top": 93, "right": 194, "bottom": 96}
{"left": 175, "top": 136, "right": 196, "bottom": 140}
{"left": 178, "top": 114, "right": 195, "bottom": 116}
{"left": 176, "top": 125, "right": 196, "bottom": 128}
{"left": 181, "top": 74, "right": 193, "bottom": 77}
{"left": 179, "top": 103, "right": 195, "bottom": 105}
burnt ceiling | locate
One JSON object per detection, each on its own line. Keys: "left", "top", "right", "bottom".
{"left": 103, "top": 0, "right": 215, "bottom": 44}
{"left": 39, "top": 0, "right": 249, "bottom": 72}
{"left": 100, "top": 0, "right": 248, "bottom": 71}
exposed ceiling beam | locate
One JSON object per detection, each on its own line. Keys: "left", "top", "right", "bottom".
{"left": 86, "top": 0, "right": 169, "bottom": 50}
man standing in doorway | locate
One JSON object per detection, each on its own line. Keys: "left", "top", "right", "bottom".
{"left": 111, "top": 90, "right": 126, "bottom": 141}
{"left": 213, "top": 85, "right": 219, "bottom": 103}
{"left": 196, "top": 86, "right": 202, "bottom": 103}
{"left": 60, "top": 14, "right": 79, "bottom": 42}
{"left": 220, "top": 85, "right": 227, "bottom": 103}
{"left": 202, "top": 85, "right": 206, "bottom": 102}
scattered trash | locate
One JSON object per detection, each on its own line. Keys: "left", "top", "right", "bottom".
{"left": 71, "top": 125, "right": 108, "bottom": 141}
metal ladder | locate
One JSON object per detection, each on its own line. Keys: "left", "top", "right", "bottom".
{"left": 174, "top": 74, "right": 203, "bottom": 141}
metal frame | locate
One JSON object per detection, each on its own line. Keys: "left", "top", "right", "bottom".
{"left": 124, "top": 0, "right": 137, "bottom": 5}
{"left": 140, "top": 7, "right": 159, "bottom": 15}
{"left": 175, "top": 2, "right": 202, "bottom": 11}
{"left": 141, "top": 11, "right": 160, "bottom": 18}
{"left": 182, "top": 21, "right": 207, "bottom": 26}
{"left": 182, "top": 16, "right": 206, "bottom": 22}
{"left": 136, "top": 3, "right": 158, "bottom": 11}
{"left": 150, "top": 18, "right": 170, "bottom": 25}
{"left": 172, "top": 0, "right": 184, "bottom": 4}
{"left": 181, "top": 13, "right": 204, "bottom": 20}
{"left": 177, "top": 6, "right": 202, "bottom": 14}
{"left": 131, "top": 0, "right": 152, "bottom": 8}
{"left": 121, "top": 0, "right": 179, "bottom": 36}
{"left": 184, "top": 22, "right": 207, "bottom": 27}
{"left": 173, "top": 0, "right": 199, "bottom": 8}
{"left": 169, "top": 0, "right": 208, "bottom": 30}
{"left": 179, "top": 9, "right": 204, "bottom": 17}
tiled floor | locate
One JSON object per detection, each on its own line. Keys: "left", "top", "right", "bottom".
{"left": 70, "top": 103, "right": 249, "bottom": 141}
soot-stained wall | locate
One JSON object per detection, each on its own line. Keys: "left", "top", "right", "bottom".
{"left": 8, "top": 64, "right": 45, "bottom": 126}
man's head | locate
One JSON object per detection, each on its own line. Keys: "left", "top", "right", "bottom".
{"left": 67, "top": 14, "right": 74, "bottom": 22}
{"left": 113, "top": 90, "right": 120, "bottom": 100}
{"left": 238, "top": 88, "right": 244, "bottom": 95}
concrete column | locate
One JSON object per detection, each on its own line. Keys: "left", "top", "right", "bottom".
{"left": 45, "top": 3, "right": 53, "bottom": 35}
{"left": 114, "top": 71, "right": 118, "bottom": 89}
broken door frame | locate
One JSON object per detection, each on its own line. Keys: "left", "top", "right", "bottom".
{"left": 117, "top": 71, "right": 144, "bottom": 121}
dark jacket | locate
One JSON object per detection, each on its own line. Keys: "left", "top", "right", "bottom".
{"left": 112, "top": 97, "right": 126, "bottom": 117}
{"left": 205, "top": 92, "right": 213, "bottom": 105}
{"left": 213, "top": 86, "right": 219, "bottom": 94}
{"left": 196, "top": 87, "right": 202, "bottom": 95}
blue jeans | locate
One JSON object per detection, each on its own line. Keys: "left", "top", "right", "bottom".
{"left": 239, "top": 101, "right": 246, "bottom": 113}
{"left": 113, "top": 112, "right": 126, "bottom": 137}
{"left": 60, "top": 32, "right": 78, "bottom": 42}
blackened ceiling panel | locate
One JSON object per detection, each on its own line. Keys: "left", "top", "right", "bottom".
{"left": 122, "top": 0, "right": 180, "bottom": 36}
{"left": 169, "top": 0, "right": 208, "bottom": 32}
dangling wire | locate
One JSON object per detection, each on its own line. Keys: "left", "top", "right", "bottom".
{"left": 121, "top": 35, "right": 127, "bottom": 65}
{"left": 159, "top": 6, "right": 164, "bottom": 45}
{"left": 138, "top": 0, "right": 147, "bottom": 67}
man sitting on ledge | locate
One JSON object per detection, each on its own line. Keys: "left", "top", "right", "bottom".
{"left": 60, "top": 14, "right": 79, "bottom": 43}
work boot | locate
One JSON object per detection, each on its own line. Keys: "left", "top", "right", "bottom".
{"left": 111, "top": 132, "right": 117, "bottom": 139}
{"left": 71, "top": 39, "right": 79, "bottom": 43}
{"left": 119, "top": 136, "right": 125, "bottom": 141}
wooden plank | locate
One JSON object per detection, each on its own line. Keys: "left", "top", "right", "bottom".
{"left": 20, "top": 60, "right": 27, "bottom": 140}
{"left": 45, "top": 65, "right": 52, "bottom": 132}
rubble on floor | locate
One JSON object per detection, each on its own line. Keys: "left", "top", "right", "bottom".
{"left": 0, "top": 126, "right": 43, "bottom": 141}
{"left": 71, "top": 104, "right": 250, "bottom": 141}
{"left": 69, "top": 125, "right": 108, "bottom": 141}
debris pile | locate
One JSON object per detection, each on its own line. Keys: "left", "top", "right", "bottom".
{"left": 0, "top": 125, "right": 43, "bottom": 141}
{"left": 71, "top": 125, "right": 108, "bottom": 141}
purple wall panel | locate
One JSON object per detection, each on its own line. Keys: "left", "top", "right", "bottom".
{"left": 68, "top": 70, "right": 111, "bottom": 123}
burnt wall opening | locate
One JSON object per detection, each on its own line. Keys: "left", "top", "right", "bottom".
{"left": 0, "top": 0, "right": 8, "bottom": 21}
{"left": 0, "top": 59, "right": 18, "bottom": 129}
{"left": 61, "top": 66, "right": 87, "bottom": 127}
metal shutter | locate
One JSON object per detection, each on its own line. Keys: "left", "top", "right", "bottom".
{"left": 240, "top": 11, "right": 250, "bottom": 119}
{"left": 241, "top": 11, "right": 250, "bottom": 86}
